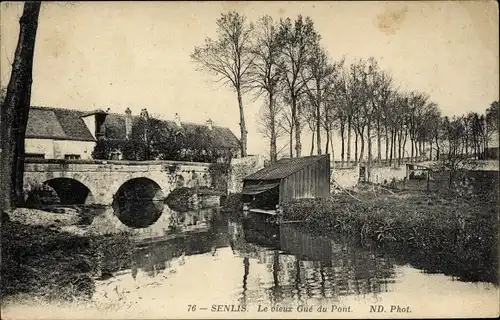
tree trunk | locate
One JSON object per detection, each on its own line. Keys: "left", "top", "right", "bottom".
{"left": 340, "top": 121, "right": 345, "bottom": 167}
{"left": 310, "top": 128, "right": 315, "bottom": 156}
{"left": 389, "top": 129, "right": 394, "bottom": 166}
{"left": 330, "top": 129, "right": 335, "bottom": 162}
{"left": 289, "top": 126, "right": 293, "bottom": 158}
{"left": 316, "top": 93, "right": 322, "bottom": 155}
{"left": 0, "top": 2, "right": 41, "bottom": 213}
{"left": 367, "top": 124, "right": 372, "bottom": 182}
{"left": 429, "top": 139, "right": 433, "bottom": 161}
{"left": 347, "top": 117, "right": 352, "bottom": 166}
{"left": 292, "top": 97, "right": 301, "bottom": 157}
{"left": 402, "top": 131, "right": 408, "bottom": 161}
{"left": 269, "top": 93, "right": 277, "bottom": 162}
{"left": 385, "top": 126, "right": 389, "bottom": 165}
{"left": 435, "top": 133, "right": 440, "bottom": 161}
{"left": 397, "top": 131, "right": 402, "bottom": 166}
{"left": 354, "top": 130, "right": 358, "bottom": 164}
{"left": 237, "top": 87, "right": 248, "bottom": 157}
{"left": 325, "top": 128, "right": 330, "bottom": 154}
{"left": 358, "top": 129, "right": 365, "bottom": 163}
{"left": 410, "top": 138, "right": 414, "bottom": 162}
{"left": 377, "top": 120, "right": 382, "bottom": 166}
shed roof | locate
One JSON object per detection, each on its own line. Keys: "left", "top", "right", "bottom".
{"left": 244, "top": 155, "right": 329, "bottom": 181}
{"left": 26, "top": 107, "right": 96, "bottom": 141}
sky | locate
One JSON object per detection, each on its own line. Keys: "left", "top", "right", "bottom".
{"left": 1, "top": 1, "right": 498, "bottom": 158}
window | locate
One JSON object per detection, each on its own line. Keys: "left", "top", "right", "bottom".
{"left": 25, "top": 153, "right": 45, "bottom": 159}
{"left": 109, "top": 151, "right": 122, "bottom": 160}
{"left": 64, "top": 154, "right": 81, "bottom": 160}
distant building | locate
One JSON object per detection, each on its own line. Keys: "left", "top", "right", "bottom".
{"left": 24, "top": 106, "right": 240, "bottom": 160}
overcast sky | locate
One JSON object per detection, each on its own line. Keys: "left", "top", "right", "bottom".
{"left": 1, "top": 1, "right": 498, "bottom": 157}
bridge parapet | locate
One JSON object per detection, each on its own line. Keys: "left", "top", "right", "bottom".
{"left": 24, "top": 159, "right": 212, "bottom": 205}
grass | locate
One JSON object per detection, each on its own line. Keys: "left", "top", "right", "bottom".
{"left": 282, "top": 188, "right": 499, "bottom": 284}
{"left": 1, "top": 217, "right": 135, "bottom": 302}
{"left": 1, "top": 221, "right": 96, "bottom": 301}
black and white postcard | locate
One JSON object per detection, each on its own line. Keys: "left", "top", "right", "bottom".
{"left": 1, "top": 1, "right": 498, "bottom": 319}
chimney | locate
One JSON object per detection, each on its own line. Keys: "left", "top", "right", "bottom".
{"left": 125, "top": 107, "right": 132, "bottom": 139}
{"left": 206, "top": 118, "right": 213, "bottom": 130}
{"left": 106, "top": 108, "right": 111, "bottom": 113}
{"left": 174, "top": 113, "right": 182, "bottom": 127}
{"left": 140, "top": 108, "right": 149, "bottom": 120}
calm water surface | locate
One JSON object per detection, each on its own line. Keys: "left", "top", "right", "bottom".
{"left": 4, "top": 201, "right": 499, "bottom": 319}
{"left": 79, "top": 201, "right": 499, "bottom": 318}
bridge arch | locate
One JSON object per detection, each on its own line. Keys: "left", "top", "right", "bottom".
{"left": 30, "top": 178, "right": 95, "bottom": 205}
{"left": 114, "top": 177, "right": 165, "bottom": 202}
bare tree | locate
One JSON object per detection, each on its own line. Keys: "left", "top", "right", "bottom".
{"left": 277, "top": 103, "right": 295, "bottom": 158}
{"left": 277, "top": 15, "right": 319, "bottom": 157}
{"left": 1, "top": 2, "right": 41, "bottom": 213}
{"left": 250, "top": 15, "right": 282, "bottom": 162}
{"left": 191, "top": 11, "right": 254, "bottom": 157}
{"left": 304, "top": 42, "right": 334, "bottom": 155}
{"left": 256, "top": 101, "right": 286, "bottom": 158}
{"left": 337, "top": 60, "right": 355, "bottom": 166}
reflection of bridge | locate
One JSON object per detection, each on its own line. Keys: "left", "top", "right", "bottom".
{"left": 24, "top": 159, "right": 211, "bottom": 205}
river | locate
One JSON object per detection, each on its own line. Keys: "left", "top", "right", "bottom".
{"left": 3, "top": 201, "right": 499, "bottom": 319}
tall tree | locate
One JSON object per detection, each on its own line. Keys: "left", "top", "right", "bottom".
{"left": 337, "top": 60, "right": 354, "bottom": 166}
{"left": 277, "top": 15, "right": 319, "bottom": 157}
{"left": 485, "top": 101, "right": 499, "bottom": 151}
{"left": 191, "top": 11, "right": 254, "bottom": 157}
{"left": 304, "top": 42, "right": 334, "bottom": 155}
{"left": 0, "top": 2, "right": 41, "bottom": 213}
{"left": 250, "top": 15, "right": 282, "bottom": 162}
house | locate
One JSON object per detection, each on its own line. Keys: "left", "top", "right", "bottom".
{"left": 97, "top": 108, "right": 241, "bottom": 160}
{"left": 24, "top": 106, "right": 240, "bottom": 160}
{"left": 241, "top": 155, "right": 331, "bottom": 211}
{"left": 24, "top": 107, "right": 99, "bottom": 160}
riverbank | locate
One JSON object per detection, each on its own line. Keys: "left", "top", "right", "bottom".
{"left": 281, "top": 188, "right": 499, "bottom": 283}
{"left": 1, "top": 207, "right": 134, "bottom": 303}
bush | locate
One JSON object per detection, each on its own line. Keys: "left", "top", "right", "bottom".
{"left": 165, "top": 187, "right": 197, "bottom": 212}
{"left": 222, "top": 193, "right": 243, "bottom": 212}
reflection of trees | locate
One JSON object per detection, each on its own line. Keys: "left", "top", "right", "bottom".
{"left": 132, "top": 232, "right": 215, "bottom": 278}
{"left": 278, "top": 224, "right": 396, "bottom": 300}
{"left": 388, "top": 247, "right": 498, "bottom": 284}
{"left": 227, "top": 219, "right": 397, "bottom": 304}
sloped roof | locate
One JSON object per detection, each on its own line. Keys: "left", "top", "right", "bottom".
{"left": 244, "top": 155, "right": 329, "bottom": 181}
{"left": 102, "top": 114, "right": 240, "bottom": 149}
{"left": 26, "top": 107, "right": 95, "bottom": 141}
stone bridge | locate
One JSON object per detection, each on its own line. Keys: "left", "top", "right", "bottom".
{"left": 23, "top": 159, "right": 212, "bottom": 205}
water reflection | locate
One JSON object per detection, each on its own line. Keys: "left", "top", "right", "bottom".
{"left": 90, "top": 202, "right": 497, "bottom": 310}
{"left": 113, "top": 200, "right": 164, "bottom": 228}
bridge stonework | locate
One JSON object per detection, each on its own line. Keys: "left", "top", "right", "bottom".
{"left": 24, "top": 160, "right": 212, "bottom": 205}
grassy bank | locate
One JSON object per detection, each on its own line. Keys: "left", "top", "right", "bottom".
{"left": 282, "top": 190, "right": 499, "bottom": 283}
{"left": 1, "top": 213, "right": 134, "bottom": 302}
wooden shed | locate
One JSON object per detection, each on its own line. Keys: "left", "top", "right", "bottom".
{"left": 241, "top": 155, "right": 331, "bottom": 211}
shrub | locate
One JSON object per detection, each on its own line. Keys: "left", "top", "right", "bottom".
{"left": 165, "top": 187, "right": 196, "bottom": 212}
{"left": 222, "top": 193, "right": 243, "bottom": 212}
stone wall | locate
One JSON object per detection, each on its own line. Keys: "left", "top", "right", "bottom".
{"left": 331, "top": 164, "right": 360, "bottom": 189}
{"left": 331, "top": 164, "right": 408, "bottom": 190}
{"left": 369, "top": 166, "right": 407, "bottom": 184}
{"left": 227, "top": 155, "right": 265, "bottom": 193}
